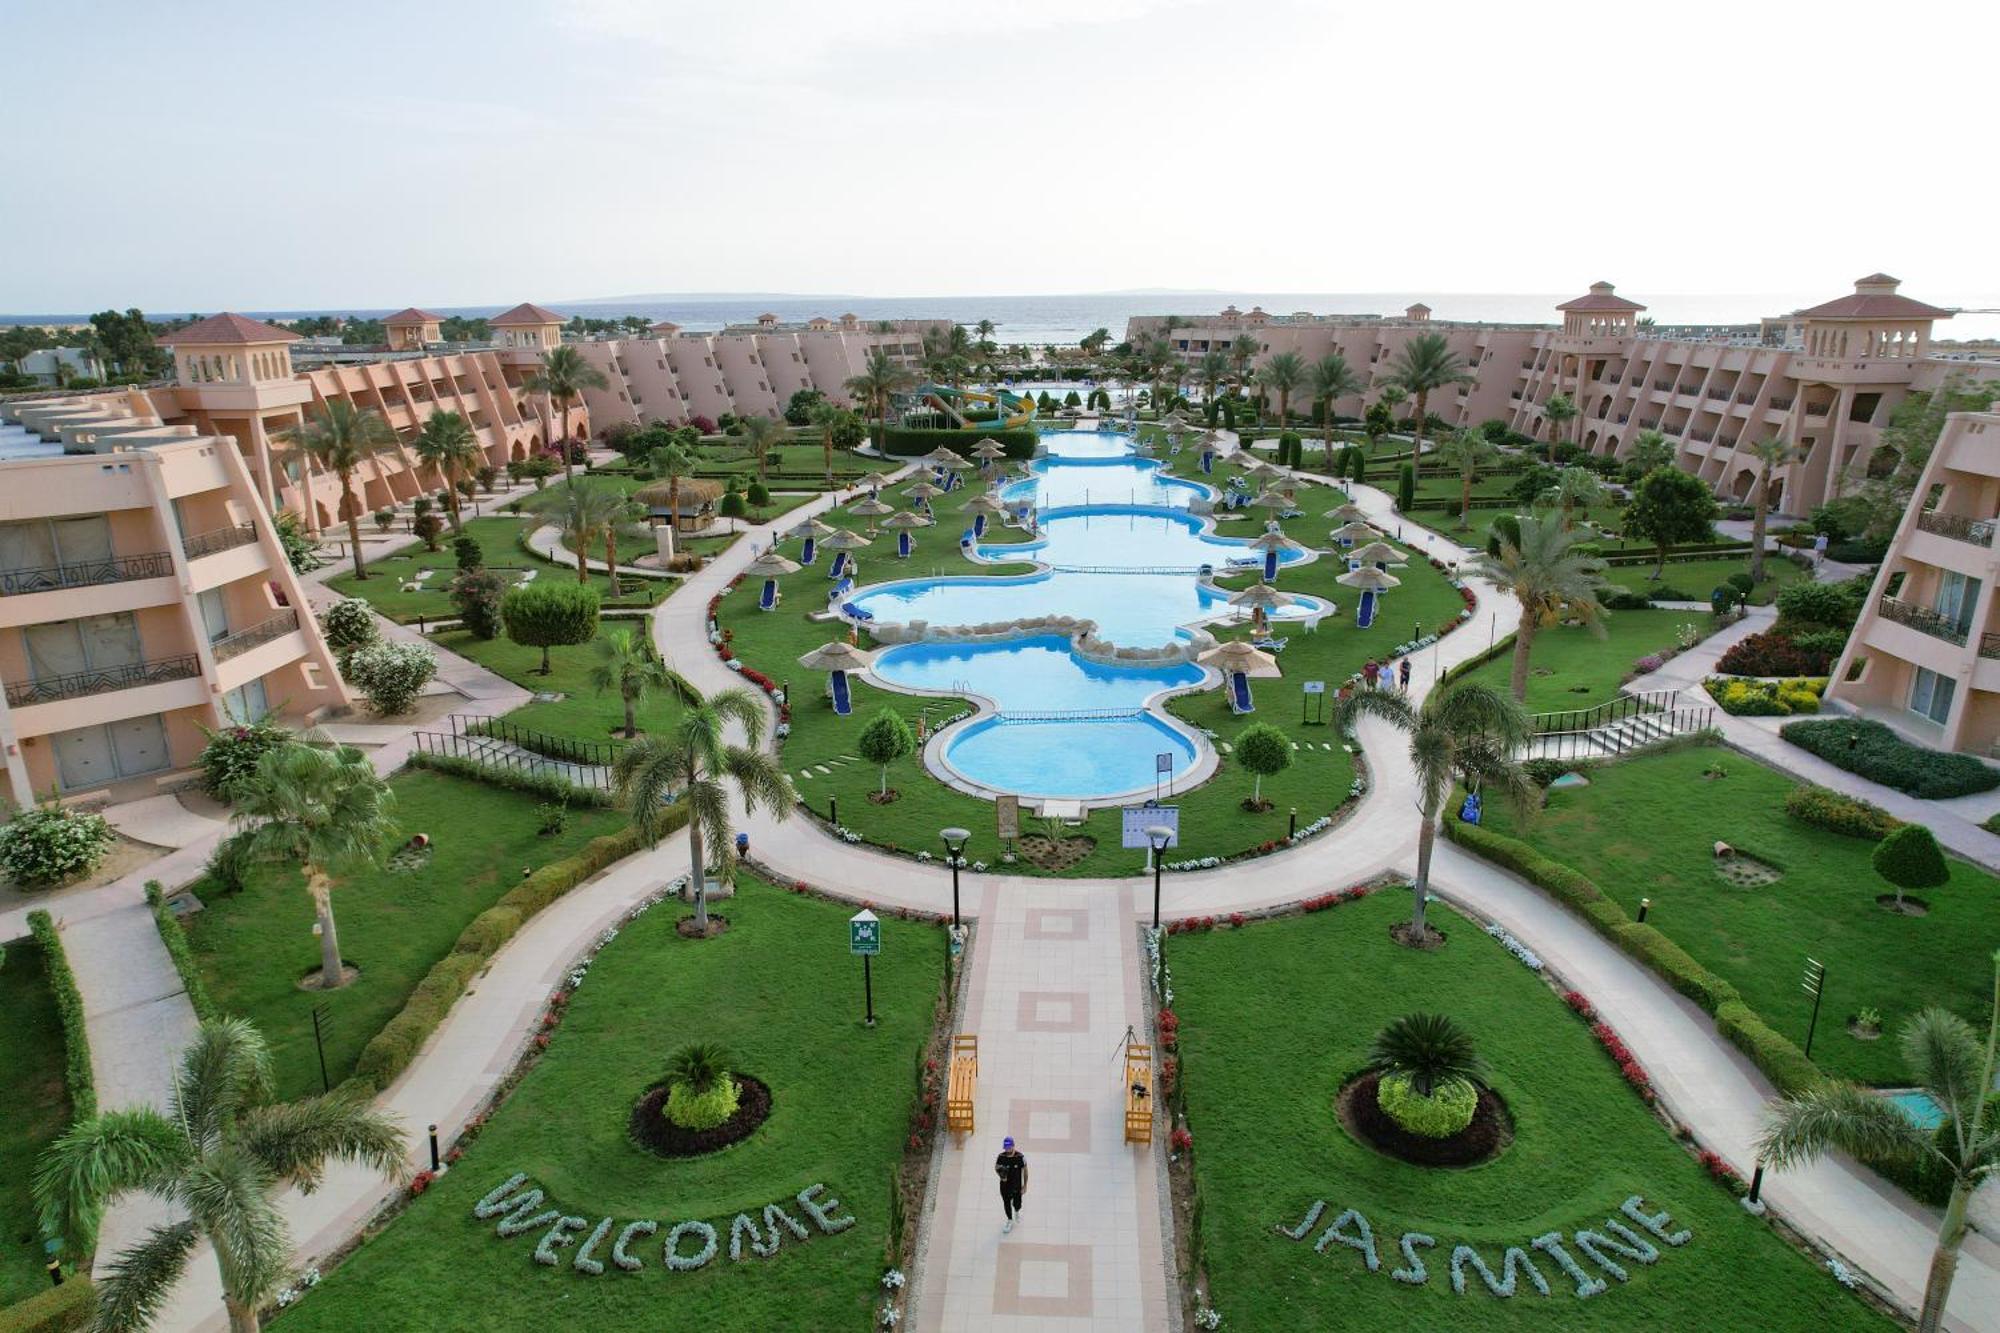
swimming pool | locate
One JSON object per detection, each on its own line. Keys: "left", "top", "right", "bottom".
{"left": 851, "top": 426, "right": 1319, "bottom": 801}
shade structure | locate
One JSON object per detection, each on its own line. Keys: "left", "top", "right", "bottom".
{"left": 1330, "top": 520, "right": 1383, "bottom": 545}
{"left": 1325, "top": 502, "right": 1371, "bottom": 523}
{"left": 1336, "top": 565, "right": 1402, "bottom": 592}
{"left": 1228, "top": 582, "right": 1298, "bottom": 611}
{"left": 923, "top": 447, "right": 973, "bottom": 470}
{"left": 879, "top": 510, "right": 933, "bottom": 530}
{"left": 784, "top": 516, "right": 836, "bottom": 541}
{"left": 1160, "top": 409, "right": 1191, "bottom": 429}
{"left": 863, "top": 470, "right": 901, "bottom": 492}
{"left": 963, "top": 492, "right": 1007, "bottom": 514}
{"left": 1350, "top": 541, "right": 1402, "bottom": 566}
{"left": 633, "top": 477, "right": 723, "bottom": 515}
{"left": 1248, "top": 489, "right": 1294, "bottom": 514}
{"left": 745, "top": 549, "right": 802, "bottom": 577}
{"left": 1243, "top": 461, "right": 1289, "bottom": 487}
{"left": 847, "top": 495, "right": 895, "bottom": 517}
{"left": 971, "top": 438, "right": 1008, "bottom": 459}
{"left": 1246, "top": 524, "right": 1303, "bottom": 553}
{"left": 1199, "top": 430, "right": 1222, "bottom": 450}
{"left": 798, "top": 640, "right": 878, "bottom": 672}
{"left": 819, "top": 528, "right": 873, "bottom": 551}
{"left": 903, "top": 480, "right": 945, "bottom": 501}
{"left": 1197, "top": 639, "right": 1283, "bottom": 678}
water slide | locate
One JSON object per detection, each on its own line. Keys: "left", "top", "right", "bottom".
{"left": 916, "top": 383, "right": 1037, "bottom": 429}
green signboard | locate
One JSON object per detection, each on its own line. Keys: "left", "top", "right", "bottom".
{"left": 849, "top": 908, "right": 881, "bottom": 956}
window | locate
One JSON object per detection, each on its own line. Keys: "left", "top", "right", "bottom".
{"left": 1933, "top": 571, "right": 1979, "bottom": 634}
{"left": 1910, "top": 667, "right": 1955, "bottom": 726}
{"left": 223, "top": 676, "right": 268, "bottom": 722}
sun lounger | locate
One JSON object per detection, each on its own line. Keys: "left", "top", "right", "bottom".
{"left": 1229, "top": 670, "right": 1254, "bottom": 714}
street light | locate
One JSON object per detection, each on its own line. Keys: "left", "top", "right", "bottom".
{"left": 1146, "top": 824, "right": 1174, "bottom": 929}
{"left": 940, "top": 826, "right": 970, "bottom": 927}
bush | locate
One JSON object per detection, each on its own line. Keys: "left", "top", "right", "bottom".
{"left": 1783, "top": 785, "right": 1902, "bottom": 840}
{"left": 405, "top": 749, "right": 614, "bottom": 807}
{"left": 203, "top": 827, "right": 258, "bottom": 894}
{"left": 449, "top": 567, "right": 508, "bottom": 639}
{"left": 0, "top": 803, "right": 114, "bottom": 887}
{"left": 412, "top": 512, "right": 444, "bottom": 550}
{"left": 145, "top": 880, "right": 219, "bottom": 1022}
{"left": 666, "top": 1075, "right": 742, "bottom": 1130}
{"left": 1714, "top": 1000, "right": 1822, "bottom": 1097}
{"left": 1715, "top": 630, "right": 1834, "bottom": 677}
{"left": 342, "top": 641, "right": 439, "bottom": 715}
{"left": 1789, "top": 627, "right": 1851, "bottom": 660}
{"left": 1396, "top": 463, "right": 1416, "bottom": 512}
{"left": 1782, "top": 718, "right": 2000, "bottom": 799}
{"left": 27, "top": 910, "right": 94, "bottom": 1123}
{"left": 1376, "top": 1071, "right": 1476, "bottom": 1138}
{"left": 1703, "top": 676, "right": 1825, "bottom": 717}
{"left": 1873, "top": 823, "right": 1950, "bottom": 901}
{"left": 1775, "top": 580, "right": 1861, "bottom": 630}
{"left": 0, "top": 1274, "right": 95, "bottom": 1333}
{"left": 319, "top": 597, "right": 380, "bottom": 652}
{"left": 197, "top": 715, "right": 292, "bottom": 800}
{"left": 501, "top": 580, "right": 601, "bottom": 673}
{"left": 746, "top": 480, "right": 771, "bottom": 508}
{"left": 879, "top": 427, "right": 1037, "bottom": 459}
{"left": 1725, "top": 572, "right": 1755, "bottom": 596}
{"left": 453, "top": 534, "right": 484, "bottom": 570}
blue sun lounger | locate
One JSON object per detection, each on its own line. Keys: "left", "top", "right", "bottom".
{"left": 1229, "top": 670, "right": 1254, "bottom": 714}
{"left": 1356, "top": 588, "right": 1378, "bottom": 628}
{"left": 800, "top": 535, "right": 817, "bottom": 565}
{"left": 841, "top": 602, "right": 874, "bottom": 622}
{"left": 829, "top": 577, "right": 854, "bottom": 601}
{"left": 830, "top": 669, "right": 853, "bottom": 716}
{"left": 828, "top": 550, "right": 847, "bottom": 579}
{"left": 898, "top": 530, "right": 914, "bottom": 558}
{"left": 758, "top": 579, "right": 777, "bottom": 610}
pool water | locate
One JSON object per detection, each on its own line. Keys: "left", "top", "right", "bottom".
{"left": 855, "top": 426, "right": 1318, "bottom": 800}
{"left": 1886, "top": 1090, "right": 1945, "bottom": 1131}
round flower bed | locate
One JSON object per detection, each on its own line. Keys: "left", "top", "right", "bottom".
{"left": 1336, "top": 1070, "right": 1512, "bottom": 1168}
{"left": 629, "top": 1074, "right": 773, "bottom": 1159}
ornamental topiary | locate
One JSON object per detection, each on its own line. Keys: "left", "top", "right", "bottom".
{"left": 1376, "top": 1071, "right": 1478, "bottom": 1139}
{"left": 0, "top": 801, "right": 114, "bottom": 887}
{"left": 319, "top": 598, "right": 380, "bottom": 652}
{"left": 342, "top": 641, "right": 439, "bottom": 715}
{"left": 663, "top": 1041, "right": 741, "bottom": 1131}
{"left": 501, "top": 581, "right": 601, "bottom": 674}
{"left": 1872, "top": 823, "right": 1949, "bottom": 911}
{"left": 1234, "top": 722, "right": 1293, "bottom": 807}
{"left": 1368, "top": 1012, "right": 1487, "bottom": 1097}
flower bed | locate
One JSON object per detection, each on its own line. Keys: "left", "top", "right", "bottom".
{"left": 1703, "top": 675, "right": 1826, "bottom": 717}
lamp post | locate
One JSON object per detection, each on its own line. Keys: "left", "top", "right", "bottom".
{"left": 1147, "top": 824, "right": 1174, "bottom": 929}
{"left": 940, "top": 826, "right": 970, "bottom": 927}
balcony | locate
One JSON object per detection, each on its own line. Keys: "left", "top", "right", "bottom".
{"left": 183, "top": 523, "right": 259, "bottom": 561}
{"left": 1982, "top": 633, "right": 2000, "bottom": 660}
{"left": 1877, "top": 595, "right": 1968, "bottom": 646}
{"left": 213, "top": 609, "right": 301, "bottom": 662}
{"left": 1915, "top": 511, "right": 1997, "bottom": 547}
{"left": 0, "top": 551, "right": 174, "bottom": 597}
{"left": 5, "top": 653, "right": 202, "bottom": 707}
{"left": 1769, "top": 396, "right": 1794, "bottom": 411}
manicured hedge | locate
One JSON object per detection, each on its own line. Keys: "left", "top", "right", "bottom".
{"left": 0, "top": 1276, "right": 95, "bottom": 1333}
{"left": 346, "top": 810, "right": 682, "bottom": 1093}
{"left": 1781, "top": 718, "right": 2000, "bottom": 799}
{"left": 879, "top": 427, "right": 1037, "bottom": 460}
{"left": 1714, "top": 1001, "right": 1824, "bottom": 1097}
{"left": 1782, "top": 785, "right": 1902, "bottom": 840}
{"left": 144, "top": 880, "right": 219, "bottom": 1022}
{"left": 26, "top": 911, "right": 93, "bottom": 1120}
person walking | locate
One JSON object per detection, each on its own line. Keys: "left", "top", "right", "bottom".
{"left": 995, "top": 1136, "right": 1029, "bottom": 1233}
{"left": 1362, "top": 659, "right": 1381, "bottom": 691}
{"left": 1398, "top": 657, "right": 1412, "bottom": 692}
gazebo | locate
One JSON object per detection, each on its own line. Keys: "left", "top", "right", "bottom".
{"left": 1337, "top": 565, "right": 1401, "bottom": 628}
{"left": 634, "top": 477, "right": 723, "bottom": 532}
{"left": 1197, "top": 639, "right": 1281, "bottom": 715}
{"left": 819, "top": 527, "right": 872, "bottom": 580}
{"left": 798, "top": 641, "right": 877, "bottom": 717}
{"left": 746, "top": 549, "right": 801, "bottom": 610}
{"left": 784, "top": 516, "right": 836, "bottom": 564}
{"left": 880, "top": 509, "right": 932, "bottom": 558}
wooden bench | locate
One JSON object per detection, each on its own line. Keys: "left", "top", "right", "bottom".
{"left": 1124, "top": 1041, "right": 1154, "bottom": 1144}
{"left": 946, "top": 1034, "right": 978, "bottom": 1137}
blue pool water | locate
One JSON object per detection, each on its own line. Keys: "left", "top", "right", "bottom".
{"left": 852, "top": 427, "right": 1322, "bottom": 799}
{"left": 1886, "top": 1090, "right": 1945, "bottom": 1131}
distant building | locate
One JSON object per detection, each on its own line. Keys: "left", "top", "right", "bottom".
{"left": 18, "top": 347, "right": 104, "bottom": 385}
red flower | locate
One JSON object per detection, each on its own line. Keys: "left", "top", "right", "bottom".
{"left": 533, "top": 1034, "right": 550, "bottom": 1050}
{"left": 1169, "top": 1127, "right": 1193, "bottom": 1152}
{"left": 1563, "top": 990, "right": 1594, "bottom": 1019}
{"left": 1228, "top": 912, "right": 1247, "bottom": 928}
{"left": 549, "top": 990, "right": 569, "bottom": 1007}
{"left": 410, "top": 1169, "right": 437, "bottom": 1196}
{"left": 444, "top": 1147, "right": 464, "bottom": 1165}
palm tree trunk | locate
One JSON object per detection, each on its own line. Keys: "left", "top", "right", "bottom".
{"left": 554, "top": 393, "right": 573, "bottom": 487}
{"left": 1411, "top": 806, "right": 1437, "bottom": 939}
{"left": 1918, "top": 1180, "right": 1970, "bottom": 1333}
{"left": 445, "top": 469, "right": 464, "bottom": 534}
{"left": 1324, "top": 406, "right": 1337, "bottom": 472}
{"left": 225, "top": 1295, "right": 261, "bottom": 1333}
{"left": 575, "top": 533, "right": 589, "bottom": 584}
{"left": 687, "top": 819, "right": 709, "bottom": 932}
{"left": 1509, "top": 613, "right": 1538, "bottom": 702}
{"left": 623, "top": 692, "right": 638, "bottom": 738}
{"left": 604, "top": 528, "right": 622, "bottom": 599}
{"left": 823, "top": 429, "right": 833, "bottom": 482}
{"left": 341, "top": 473, "right": 366, "bottom": 581}
{"left": 309, "top": 870, "right": 345, "bottom": 989}
{"left": 1459, "top": 472, "right": 1473, "bottom": 528}
{"left": 1751, "top": 467, "right": 1770, "bottom": 583}
{"left": 1414, "top": 391, "right": 1429, "bottom": 459}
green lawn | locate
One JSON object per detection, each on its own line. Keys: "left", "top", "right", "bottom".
{"left": 721, "top": 453, "right": 1470, "bottom": 874}
{"left": 278, "top": 874, "right": 942, "bottom": 1332}
{"left": 0, "top": 936, "right": 74, "bottom": 1303}
{"left": 694, "top": 439, "right": 875, "bottom": 484}
{"left": 1460, "top": 609, "right": 1705, "bottom": 713}
{"left": 1171, "top": 891, "right": 1887, "bottom": 1331}
{"left": 1479, "top": 745, "right": 2000, "bottom": 1086}
{"left": 1600, "top": 557, "right": 1803, "bottom": 606}
{"left": 184, "top": 771, "right": 623, "bottom": 1100}
{"left": 432, "top": 621, "right": 679, "bottom": 749}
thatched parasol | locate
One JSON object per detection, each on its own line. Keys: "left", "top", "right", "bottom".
{"left": 880, "top": 510, "right": 933, "bottom": 530}
{"left": 1228, "top": 582, "right": 1298, "bottom": 611}
{"left": 1337, "top": 566, "right": 1402, "bottom": 591}
{"left": 903, "top": 480, "right": 945, "bottom": 501}
{"left": 1325, "top": 502, "right": 1371, "bottom": 523}
{"left": 1243, "top": 460, "right": 1289, "bottom": 484}
{"left": 964, "top": 492, "right": 1007, "bottom": 514}
{"left": 1249, "top": 489, "right": 1294, "bottom": 514}
{"left": 820, "top": 528, "right": 873, "bottom": 551}
{"left": 746, "top": 549, "right": 802, "bottom": 577}
{"left": 848, "top": 495, "right": 895, "bottom": 517}
{"left": 784, "top": 515, "right": 835, "bottom": 540}
{"left": 1350, "top": 541, "right": 1403, "bottom": 565}
{"left": 1330, "top": 520, "right": 1383, "bottom": 544}
{"left": 971, "top": 438, "right": 1009, "bottom": 459}
{"left": 923, "top": 447, "right": 973, "bottom": 470}
{"left": 798, "top": 641, "right": 878, "bottom": 671}
{"left": 1197, "top": 639, "right": 1282, "bottom": 678}
{"left": 634, "top": 477, "right": 723, "bottom": 514}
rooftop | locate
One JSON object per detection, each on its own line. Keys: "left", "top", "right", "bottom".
{"left": 1556, "top": 281, "right": 1647, "bottom": 314}
{"left": 383, "top": 307, "right": 445, "bottom": 325}
{"left": 1796, "top": 274, "right": 1952, "bottom": 322}
{"left": 489, "top": 302, "right": 567, "bottom": 327}
{"left": 156, "top": 312, "right": 301, "bottom": 346}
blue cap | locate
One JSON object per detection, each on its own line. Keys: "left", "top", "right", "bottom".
{"left": 1003, "top": 1136, "right": 1015, "bottom": 1149}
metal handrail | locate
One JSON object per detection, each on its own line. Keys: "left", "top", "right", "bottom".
{"left": 450, "top": 712, "right": 625, "bottom": 767}
{"left": 1878, "top": 595, "right": 1968, "bottom": 646}
{"left": 415, "top": 728, "right": 615, "bottom": 791}
{"left": 1981, "top": 632, "right": 2000, "bottom": 661}
{"left": 183, "top": 522, "right": 259, "bottom": 560}
{"left": 6, "top": 653, "right": 201, "bottom": 706}
{"left": 0, "top": 551, "right": 174, "bottom": 596}
{"left": 213, "top": 609, "right": 300, "bottom": 661}
{"left": 1915, "top": 510, "right": 1996, "bottom": 547}
{"left": 1000, "top": 707, "right": 1145, "bottom": 722}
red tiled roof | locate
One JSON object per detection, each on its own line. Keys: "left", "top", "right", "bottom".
{"left": 1556, "top": 282, "right": 1646, "bottom": 313}
{"left": 1796, "top": 291, "right": 1952, "bottom": 321}
{"left": 383, "top": 307, "right": 445, "bottom": 324}
{"left": 156, "top": 312, "right": 301, "bottom": 346}
{"left": 490, "top": 302, "right": 566, "bottom": 327}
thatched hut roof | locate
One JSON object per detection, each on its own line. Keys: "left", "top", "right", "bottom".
{"left": 634, "top": 477, "right": 723, "bottom": 513}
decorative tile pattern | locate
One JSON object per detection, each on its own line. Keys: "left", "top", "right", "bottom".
{"left": 1006, "top": 1098, "right": 1092, "bottom": 1154}
{"left": 1024, "top": 907, "right": 1091, "bottom": 940}
{"left": 993, "top": 1242, "right": 1095, "bottom": 1317}
{"left": 1016, "top": 990, "right": 1091, "bottom": 1033}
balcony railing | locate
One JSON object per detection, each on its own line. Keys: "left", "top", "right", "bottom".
{"left": 182, "top": 523, "right": 259, "bottom": 561}
{"left": 0, "top": 551, "right": 174, "bottom": 597}
{"left": 1915, "top": 510, "right": 1997, "bottom": 547}
{"left": 1769, "top": 396, "right": 1794, "bottom": 411}
{"left": 1981, "top": 632, "right": 2000, "bottom": 660}
{"left": 1878, "top": 595, "right": 1968, "bottom": 646}
{"left": 5, "top": 653, "right": 202, "bottom": 707}
{"left": 212, "top": 609, "right": 301, "bottom": 662}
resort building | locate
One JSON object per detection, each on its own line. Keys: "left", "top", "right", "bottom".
{"left": 1130, "top": 275, "right": 2000, "bottom": 516}
{"left": 1827, "top": 400, "right": 2000, "bottom": 755}
{"left": 0, "top": 402, "right": 346, "bottom": 806}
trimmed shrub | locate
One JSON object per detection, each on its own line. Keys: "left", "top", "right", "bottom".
{"left": 1610, "top": 922, "right": 1739, "bottom": 1013}
{"left": 1775, "top": 579, "right": 1863, "bottom": 630}
{"left": 1714, "top": 1000, "right": 1822, "bottom": 1097}
{"left": 452, "top": 534, "right": 484, "bottom": 570}
{"left": 1704, "top": 676, "right": 1825, "bottom": 717}
{"left": 1376, "top": 1071, "right": 1477, "bottom": 1138}
{"left": 1873, "top": 824, "right": 1950, "bottom": 905}
{"left": 196, "top": 715, "right": 292, "bottom": 800}
{"left": 27, "top": 910, "right": 94, "bottom": 1120}
{"left": 319, "top": 597, "right": 380, "bottom": 652}
{"left": 0, "top": 803, "right": 114, "bottom": 887}
{"left": 0, "top": 1274, "right": 96, "bottom": 1333}
{"left": 342, "top": 640, "right": 439, "bottom": 716}
{"left": 406, "top": 749, "right": 614, "bottom": 807}
{"left": 1396, "top": 462, "right": 1416, "bottom": 512}
{"left": 880, "top": 427, "right": 1037, "bottom": 459}
{"left": 667, "top": 1076, "right": 742, "bottom": 1131}
{"left": 501, "top": 580, "right": 601, "bottom": 674}
{"left": 1715, "top": 630, "right": 1834, "bottom": 677}
{"left": 1783, "top": 785, "right": 1902, "bottom": 840}
{"left": 145, "top": 880, "right": 219, "bottom": 1022}
{"left": 1782, "top": 718, "right": 2000, "bottom": 799}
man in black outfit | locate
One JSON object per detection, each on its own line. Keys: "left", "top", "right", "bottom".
{"left": 995, "top": 1136, "right": 1028, "bottom": 1233}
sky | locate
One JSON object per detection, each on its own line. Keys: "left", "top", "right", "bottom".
{"left": 3, "top": 0, "right": 1996, "bottom": 314}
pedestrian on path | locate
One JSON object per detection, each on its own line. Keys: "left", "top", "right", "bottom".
{"left": 1362, "top": 659, "right": 1381, "bottom": 691}
{"left": 996, "top": 1137, "right": 1028, "bottom": 1233}
{"left": 1398, "top": 657, "right": 1412, "bottom": 692}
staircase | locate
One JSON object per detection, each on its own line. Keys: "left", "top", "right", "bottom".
{"left": 1522, "top": 689, "right": 1714, "bottom": 763}
{"left": 413, "top": 714, "right": 619, "bottom": 792}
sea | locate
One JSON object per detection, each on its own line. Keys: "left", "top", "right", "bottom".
{"left": 8, "top": 291, "right": 2000, "bottom": 343}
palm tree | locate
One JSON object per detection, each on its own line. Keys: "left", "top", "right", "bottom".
{"left": 32, "top": 1019, "right": 406, "bottom": 1333}
{"left": 535, "top": 480, "right": 628, "bottom": 590}
{"left": 232, "top": 742, "right": 396, "bottom": 991}
{"left": 1080, "top": 327, "right": 1111, "bottom": 358}
{"left": 1624, "top": 428, "right": 1674, "bottom": 478}
{"left": 1384, "top": 333, "right": 1474, "bottom": 460}
{"left": 1747, "top": 436, "right": 1802, "bottom": 583}
{"left": 974, "top": 318, "right": 997, "bottom": 356}
{"left": 1759, "top": 963, "right": 2000, "bottom": 1333}
{"left": 1336, "top": 682, "right": 1534, "bottom": 943}
{"left": 523, "top": 345, "right": 608, "bottom": 485}
{"left": 1368, "top": 1012, "right": 1488, "bottom": 1097}
{"left": 807, "top": 399, "right": 848, "bottom": 482}
{"left": 410, "top": 409, "right": 481, "bottom": 534}
{"left": 1542, "top": 393, "right": 1579, "bottom": 456}
{"left": 612, "top": 686, "right": 794, "bottom": 934}
{"left": 737, "top": 414, "right": 786, "bottom": 483}
{"left": 590, "top": 627, "right": 696, "bottom": 737}
{"left": 649, "top": 442, "right": 698, "bottom": 553}
{"left": 279, "top": 401, "right": 398, "bottom": 580}
{"left": 1307, "top": 353, "right": 1364, "bottom": 468}
{"left": 1197, "top": 349, "right": 1231, "bottom": 405}
{"left": 1467, "top": 513, "right": 1612, "bottom": 702}
{"left": 844, "top": 350, "right": 915, "bottom": 449}
{"left": 1539, "top": 465, "right": 1606, "bottom": 529}
{"left": 1228, "top": 334, "right": 1260, "bottom": 385}
{"left": 1434, "top": 428, "right": 1501, "bottom": 529}
{"left": 1255, "top": 351, "right": 1305, "bottom": 430}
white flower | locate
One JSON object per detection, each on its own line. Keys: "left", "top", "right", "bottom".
{"left": 880, "top": 1307, "right": 902, "bottom": 1327}
{"left": 1194, "top": 1308, "right": 1223, "bottom": 1330}
{"left": 882, "top": 1268, "right": 907, "bottom": 1290}
{"left": 971, "top": 861, "right": 987, "bottom": 872}
{"left": 916, "top": 850, "right": 933, "bottom": 862}
{"left": 1827, "top": 1258, "right": 1858, "bottom": 1289}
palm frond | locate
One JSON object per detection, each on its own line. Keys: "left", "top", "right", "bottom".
{"left": 707, "top": 686, "right": 769, "bottom": 749}
{"left": 33, "top": 1108, "right": 187, "bottom": 1246}
{"left": 90, "top": 1218, "right": 201, "bottom": 1333}
{"left": 1333, "top": 689, "right": 1416, "bottom": 732}
{"left": 238, "top": 1093, "right": 409, "bottom": 1194}
{"left": 174, "top": 1017, "right": 275, "bottom": 1147}
{"left": 1759, "top": 1081, "right": 1935, "bottom": 1170}
{"left": 178, "top": 1147, "right": 291, "bottom": 1308}
{"left": 1900, "top": 1007, "right": 1987, "bottom": 1134}
{"left": 722, "top": 745, "right": 795, "bottom": 817}
{"left": 613, "top": 737, "right": 694, "bottom": 844}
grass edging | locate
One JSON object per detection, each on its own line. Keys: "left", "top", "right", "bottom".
{"left": 144, "top": 880, "right": 219, "bottom": 1022}
{"left": 344, "top": 808, "right": 682, "bottom": 1094}
{"left": 24, "top": 912, "right": 93, "bottom": 1121}
{"left": 0, "top": 1275, "right": 94, "bottom": 1333}
{"left": 405, "top": 748, "right": 615, "bottom": 807}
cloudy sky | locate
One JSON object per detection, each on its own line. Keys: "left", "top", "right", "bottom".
{"left": 2, "top": 0, "right": 1995, "bottom": 313}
